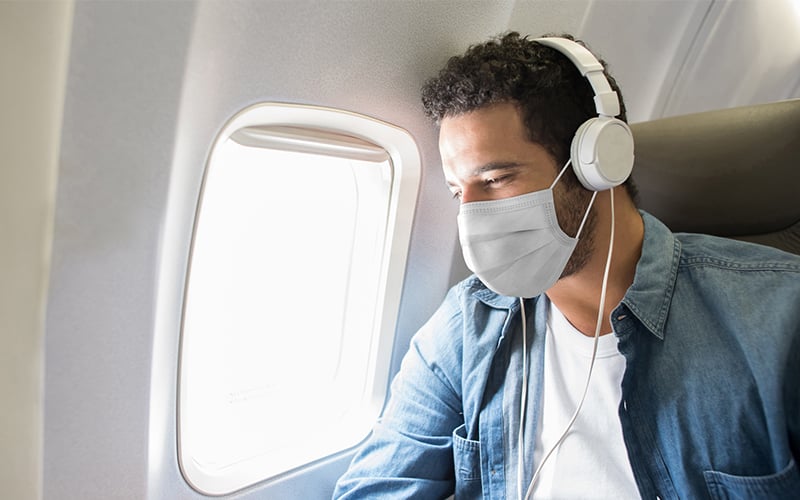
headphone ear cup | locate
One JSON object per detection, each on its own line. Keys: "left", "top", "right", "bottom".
{"left": 570, "top": 117, "right": 635, "bottom": 191}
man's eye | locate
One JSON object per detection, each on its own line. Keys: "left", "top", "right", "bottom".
{"left": 485, "top": 175, "right": 508, "bottom": 187}
{"left": 451, "top": 190, "right": 462, "bottom": 200}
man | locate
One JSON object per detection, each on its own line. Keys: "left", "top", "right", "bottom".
{"left": 334, "top": 32, "right": 800, "bottom": 499}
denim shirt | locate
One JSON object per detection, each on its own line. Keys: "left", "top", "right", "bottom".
{"left": 334, "top": 212, "right": 800, "bottom": 499}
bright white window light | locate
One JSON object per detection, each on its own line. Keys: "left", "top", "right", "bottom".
{"left": 179, "top": 104, "right": 420, "bottom": 495}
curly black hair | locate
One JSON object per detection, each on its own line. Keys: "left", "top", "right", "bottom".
{"left": 421, "top": 32, "right": 636, "bottom": 197}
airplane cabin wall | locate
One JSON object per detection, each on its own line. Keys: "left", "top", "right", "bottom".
{"left": 43, "top": 2, "right": 198, "bottom": 499}
{"left": 31, "top": 1, "right": 800, "bottom": 499}
{"left": 0, "top": 2, "right": 73, "bottom": 499}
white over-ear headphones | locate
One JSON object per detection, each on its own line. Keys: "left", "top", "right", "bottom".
{"left": 534, "top": 37, "right": 634, "bottom": 192}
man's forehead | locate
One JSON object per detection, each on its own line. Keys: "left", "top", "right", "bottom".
{"left": 439, "top": 105, "right": 532, "bottom": 161}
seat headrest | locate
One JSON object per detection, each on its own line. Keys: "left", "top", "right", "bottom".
{"left": 630, "top": 98, "right": 800, "bottom": 255}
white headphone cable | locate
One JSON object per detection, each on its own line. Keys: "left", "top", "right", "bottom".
{"left": 519, "top": 187, "right": 616, "bottom": 500}
{"left": 517, "top": 296, "right": 529, "bottom": 500}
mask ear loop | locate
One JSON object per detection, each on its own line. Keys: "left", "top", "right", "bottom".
{"left": 548, "top": 159, "right": 573, "bottom": 189}
{"left": 550, "top": 159, "right": 598, "bottom": 240}
{"left": 518, "top": 187, "right": 616, "bottom": 500}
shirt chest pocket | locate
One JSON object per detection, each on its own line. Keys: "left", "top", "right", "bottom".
{"left": 452, "top": 424, "right": 483, "bottom": 498}
{"left": 703, "top": 459, "right": 800, "bottom": 499}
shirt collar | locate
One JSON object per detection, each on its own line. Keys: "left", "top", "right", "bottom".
{"left": 619, "top": 211, "right": 681, "bottom": 340}
{"left": 472, "top": 280, "right": 519, "bottom": 310}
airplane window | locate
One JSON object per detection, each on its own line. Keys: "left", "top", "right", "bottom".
{"left": 179, "top": 104, "right": 419, "bottom": 495}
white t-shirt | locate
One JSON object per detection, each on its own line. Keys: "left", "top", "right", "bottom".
{"left": 529, "top": 301, "right": 638, "bottom": 499}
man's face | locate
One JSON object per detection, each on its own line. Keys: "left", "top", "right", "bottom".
{"left": 439, "top": 101, "right": 596, "bottom": 279}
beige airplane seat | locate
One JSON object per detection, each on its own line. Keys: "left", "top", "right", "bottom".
{"left": 630, "top": 98, "right": 800, "bottom": 255}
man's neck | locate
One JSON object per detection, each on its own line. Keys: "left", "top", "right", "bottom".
{"left": 546, "top": 189, "right": 644, "bottom": 336}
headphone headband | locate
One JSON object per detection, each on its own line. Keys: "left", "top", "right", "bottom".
{"left": 534, "top": 37, "right": 621, "bottom": 117}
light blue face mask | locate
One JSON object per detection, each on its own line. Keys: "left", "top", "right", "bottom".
{"left": 457, "top": 160, "right": 596, "bottom": 298}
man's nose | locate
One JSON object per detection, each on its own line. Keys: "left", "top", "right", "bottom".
{"left": 459, "top": 186, "right": 487, "bottom": 204}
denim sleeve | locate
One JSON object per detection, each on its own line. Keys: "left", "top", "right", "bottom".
{"left": 333, "top": 286, "right": 465, "bottom": 499}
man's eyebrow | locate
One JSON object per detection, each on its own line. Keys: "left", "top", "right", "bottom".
{"left": 471, "top": 161, "right": 524, "bottom": 176}
{"left": 445, "top": 162, "right": 525, "bottom": 188}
